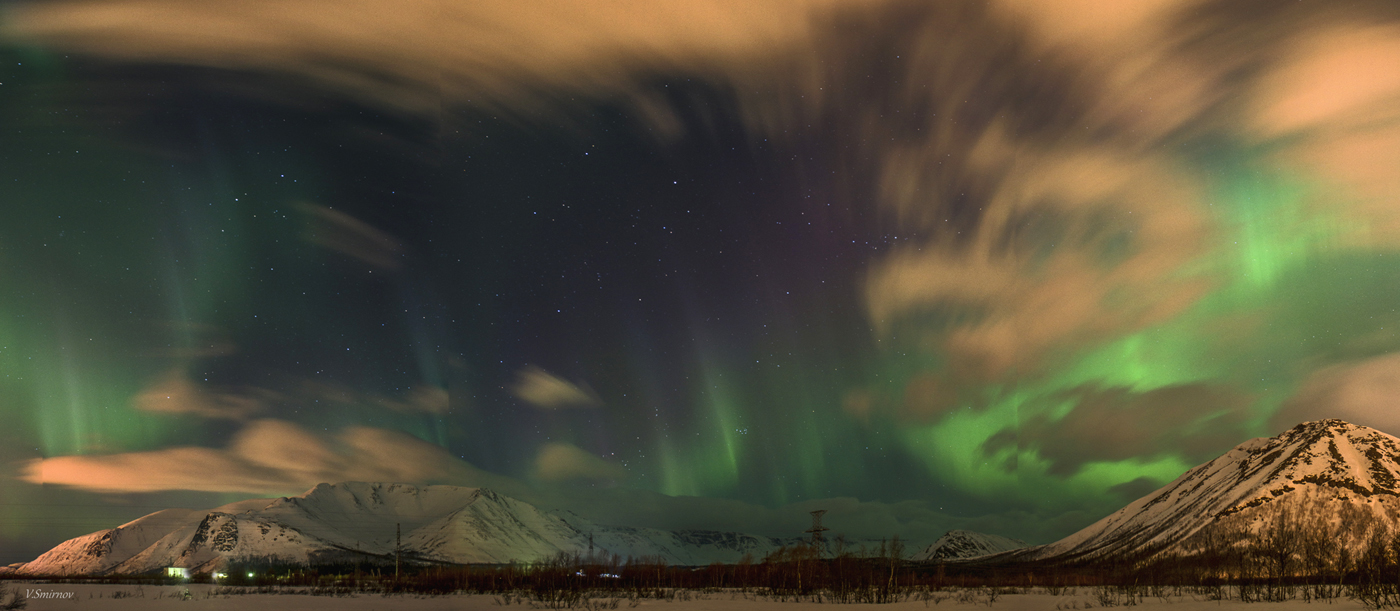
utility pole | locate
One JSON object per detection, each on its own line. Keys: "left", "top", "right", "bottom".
{"left": 396, "top": 523, "right": 401, "bottom": 580}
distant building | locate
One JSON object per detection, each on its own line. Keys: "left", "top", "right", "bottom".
{"left": 164, "top": 567, "right": 190, "bottom": 579}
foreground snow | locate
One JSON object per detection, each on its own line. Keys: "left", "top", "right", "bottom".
{"left": 3, "top": 584, "right": 1374, "bottom": 611}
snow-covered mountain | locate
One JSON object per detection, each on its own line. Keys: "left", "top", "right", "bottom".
{"left": 914, "top": 530, "right": 1025, "bottom": 561}
{"left": 1023, "top": 419, "right": 1400, "bottom": 562}
{"left": 11, "top": 483, "right": 812, "bottom": 576}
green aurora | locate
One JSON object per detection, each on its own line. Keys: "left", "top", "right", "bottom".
{"left": 3, "top": 0, "right": 1400, "bottom": 565}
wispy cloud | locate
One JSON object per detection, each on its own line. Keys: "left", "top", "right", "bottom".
{"left": 298, "top": 202, "right": 405, "bottom": 271}
{"left": 0, "top": 0, "right": 852, "bottom": 117}
{"left": 534, "top": 442, "right": 625, "bottom": 482}
{"left": 982, "top": 384, "right": 1253, "bottom": 476}
{"left": 132, "top": 373, "right": 450, "bottom": 420}
{"left": 724, "top": 1, "right": 1220, "bottom": 420}
{"left": 1152, "top": 2, "right": 1400, "bottom": 254}
{"left": 1271, "top": 352, "right": 1400, "bottom": 434}
{"left": 512, "top": 366, "right": 600, "bottom": 409}
{"left": 1244, "top": 24, "right": 1400, "bottom": 246}
{"left": 21, "top": 419, "right": 512, "bottom": 495}
{"left": 132, "top": 369, "right": 269, "bottom": 420}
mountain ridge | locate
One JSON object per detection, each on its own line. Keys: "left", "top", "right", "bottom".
{"left": 1017, "top": 419, "right": 1400, "bottom": 562}
{"left": 914, "top": 529, "right": 1025, "bottom": 561}
{"left": 6, "top": 482, "right": 839, "bottom": 575}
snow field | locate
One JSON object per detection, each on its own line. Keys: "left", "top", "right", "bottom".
{"left": 2, "top": 583, "right": 1376, "bottom": 611}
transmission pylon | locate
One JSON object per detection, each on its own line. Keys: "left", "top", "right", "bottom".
{"left": 805, "top": 509, "right": 830, "bottom": 551}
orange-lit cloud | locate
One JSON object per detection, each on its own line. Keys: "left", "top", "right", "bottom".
{"left": 1248, "top": 25, "right": 1400, "bottom": 245}
{"left": 983, "top": 384, "right": 1253, "bottom": 476}
{"left": 132, "top": 373, "right": 450, "bottom": 419}
{"left": 728, "top": 2, "right": 1220, "bottom": 404}
{"left": 21, "top": 419, "right": 510, "bottom": 494}
{"left": 1155, "top": 2, "right": 1400, "bottom": 257}
{"left": 864, "top": 137, "right": 1210, "bottom": 383}
{"left": 534, "top": 442, "right": 625, "bottom": 482}
{"left": 132, "top": 369, "right": 269, "bottom": 420}
{"left": 0, "top": 0, "right": 857, "bottom": 116}
{"left": 512, "top": 366, "right": 600, "bottom": 409}
{"left": 1272, "top": 352, "right": 1400, "bottom": 435}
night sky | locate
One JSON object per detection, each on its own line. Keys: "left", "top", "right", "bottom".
{"left": 4, "top": 0, "right": 1400, "bottom": 565}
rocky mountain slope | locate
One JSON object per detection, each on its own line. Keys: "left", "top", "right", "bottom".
{"left": 1022, "top": 419, "right": 1400, "bottom": 562}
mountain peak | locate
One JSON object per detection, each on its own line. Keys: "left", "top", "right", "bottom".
{"left": 1028, "top": 420, "right": 1400, "bottom": 562}
{"left": 1281, "top": 418, "right": 1365, "bottom": 440}
{"left": 915, "top": 530, "right": 1025, "bottom": 561}
{"left": 1298, "top": 418, "right": 1353, "bottom": 428}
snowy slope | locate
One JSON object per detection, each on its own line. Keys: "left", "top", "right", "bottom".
{"left": 17, "top": 497, "right": 278, "bottom": 576}
{"left": 17, "top": 508, "right": 202, "bottom": 575}
{"left": 914, "top": 530, "right": 1025, "bottom": 561}
{"left": 13, "top": 482, "right": 815, "bottom": 575}
{"left": 1024, "top": 419, "right": 1400, "bottom": 562}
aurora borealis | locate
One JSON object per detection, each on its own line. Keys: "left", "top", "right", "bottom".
{"left": 4, "top": 0, "right": 1400, "bottom": 565}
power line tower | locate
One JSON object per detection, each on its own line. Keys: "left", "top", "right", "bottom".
{"left": 806, "top": 509, "right": 829, "bottom": 554}
{"left": 395, "top": 523, "right": 401, "bottom": 580}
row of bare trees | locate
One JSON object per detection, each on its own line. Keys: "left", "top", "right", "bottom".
{"left": 1137, "top": 493, "right": 1400, "bottom": 605}
{"left": 192, "top": 536, "right": 922, "bottom": 602}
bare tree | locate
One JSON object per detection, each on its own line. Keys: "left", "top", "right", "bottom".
{"left": 1257, "top": 503, "right": 1301, "bottom": 600}
{"left": 0, "top": 582, "right": 27, "bottom": 611}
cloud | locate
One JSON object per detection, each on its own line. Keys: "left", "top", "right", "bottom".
{"left": 1270, "top": 352, "right": 1400, "bottom": 435}
{"left": 1107, "top": 476, "right": 1166, "bottom": 502}
{"left": 721, "top": 1, "right": 1218, "bottom": 415}
{"left": 863, "top": 139, "right": 1210, "bottom": 384}
{"left": 1166, "top": 2, "right": 1400, "bottom": 249}
{"left": 983, "top": 384, "right": 1253, "bottom": 476}
{"left": 534, "top": 442, "right": 625, "bottom": 483}
{"left": 1249, "top": 25, "right": 1400, "bottom": 246}
{"left": 750, "top": 0, "right": 1400, "bottom": 424}
{"left": 133, "top": 373, "right": 450, "bottom": 419}
{"left": 994, "top": 0, "right": 1187, "bottom": 50}
{"left": 20, "top": 419, "right": 514, "bottom": 495}
{"left": 376, "top": 386, "right": 450, "bottom": 415}
{"left": 512, "top": 366, "right": 600, "bottom": 409}
{"left": 0, "top": 0, "right": 854, "bottom": 117}
{"left": 132, "top": 369, "right": 269, "bottom": 420}
{"left": 298, "top": 202, "right": 405, "bottom": 271}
